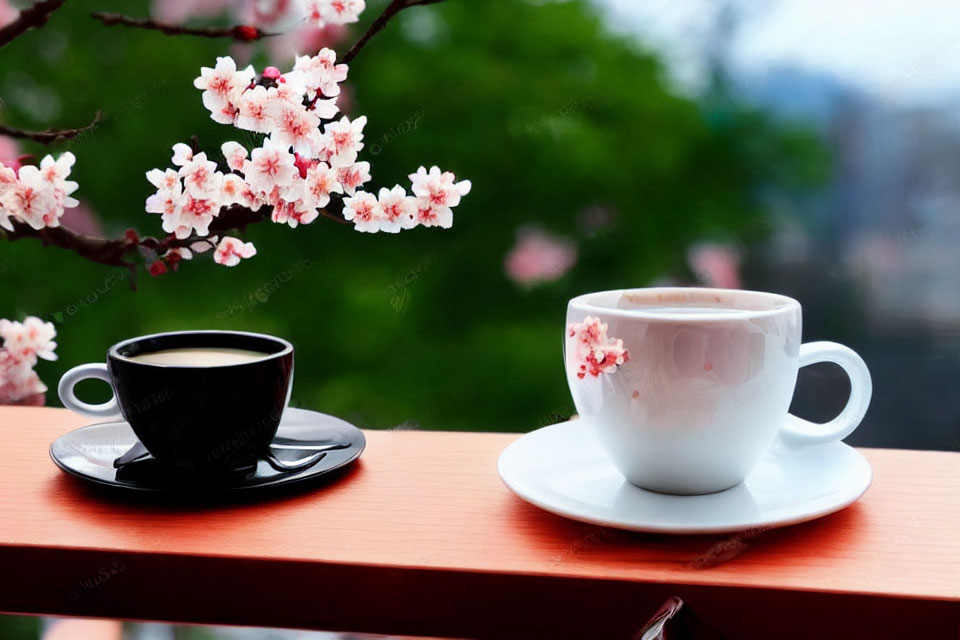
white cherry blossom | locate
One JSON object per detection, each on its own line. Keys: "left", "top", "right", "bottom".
{"left": 410, "top": 197, "right": 452, "bottom": 229}
{"left": 2, "top": 166, "right": 61, "bottom": 230}
{"left": 321, "top": 115, "right": 366, "bottom": 167}
{"left": 214, "top": 236, "right": 257, "bottom": 266}
{"left": 269, "top": 100, "right": 322, "bottom": 156}
{"left": 39, "top": 152, "right": 79, "bottom": 208}
{"left": 302, "top": 162, "right": 341, "bottom": 209}
{"left": 409, "top": 165, "right": 472, "bottom": 209}
{"left": 220, "top": 173, "right": 249, "bottom": 207}
{"left": 221, "top": 141, "right": 249, "bottom": 172}
{"left": 267, "top": 71, "right": 307, "bottom": 106}
{"left": 294, "top": 48, "right": 348, "bottom": 98}
{"left": 145, "top": 169, "right": 184, "bottom": 227}
{"left": 0, "top": 315, "right": 57, "bottom": 404}
{"left": 335, "top": 161, "right": 371, "bottom": 195}
{"left": 306, "top": 0, "right": 365, "bottom": 27}
{"left": 244, "top": 138, "right": 297, "bottom": 194}
{"left": 377, "top": 185, "right": 414, "bottom": 233}
{"left": 171, "top": 143, "right": 194, "bottom": 166}
{"left": 236, "top": 86, "right": 274, "bottom": 133}
{"left": 178, "top": 152, "right": 221, "bottom": 198}
{"left": 170, "top": 194, "right": 220, "bottom": 239}
{"left": 0, "top": 317, "right": 58, "bottom": 362}
{"left": 194, "top": 57, "right": 254, "bottom": 125}
{"left": 342, "top": 190, "right": 380, "bottom": 233}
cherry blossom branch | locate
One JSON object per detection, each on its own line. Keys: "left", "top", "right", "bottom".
{"left": 0, "top": 0, "right": 66, "bottom": 48}
{"left": 0, "top": 111, "right": 101, "bottom": 145}
{"left": 3, "top": 221, "right": 137, "bottom": 270}
{"left": 90, "top": 12, "right": 272, "bottom": 42}
{"left": 339, "top": 0, "right": 447, "bottom": 64}
{"left": 1, "top": 197, "right": 347, "bottom": 284}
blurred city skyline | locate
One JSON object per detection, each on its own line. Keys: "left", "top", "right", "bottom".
{"left": 596, "top": 0, "right": 960, "bottom": 106}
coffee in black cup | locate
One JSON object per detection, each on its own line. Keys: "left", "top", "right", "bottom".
{"left": 58, "top": 330, "right": 294, "bottom": 474}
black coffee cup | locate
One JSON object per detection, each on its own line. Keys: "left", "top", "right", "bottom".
{"left": 57, "top": 330, "right": 294, "bottom": 474}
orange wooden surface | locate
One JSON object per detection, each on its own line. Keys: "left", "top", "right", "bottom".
{"left": 1, "top": 406, "right": 959, "bottom": 639}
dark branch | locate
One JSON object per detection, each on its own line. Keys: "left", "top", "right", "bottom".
{"left": 339, "top": 0, "right": 446, "bottom": 64}
{"left": 90, "top": 12, "right": 273, "bottom": 42}
{"left": 0, "top": 111, "right": 101, "bottom": 145}
{"left": 0, "top": 199, "right": 349, "bottom": 276}
{"left": 4, "top": 221, "right": 135, "bottom": 269}
{"left": 0, "top": 0, "right": 66, "bottom": 49}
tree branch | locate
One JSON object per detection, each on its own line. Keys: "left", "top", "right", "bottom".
{"left": 0, "top": 198, "right": 352, "bottom": 278}
{"left": 0, "top": 0, "right": 66, "bottom": 49}
{"left": 339, "top": 0, "right": 447, "bottom": 64}
{"left": 90, "top": 12, "right": 273, "bottom": 42}
{"left": 0, "top": 111, "right": 101, "bottom": 145}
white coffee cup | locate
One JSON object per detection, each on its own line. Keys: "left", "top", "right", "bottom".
{"left": 565, "top": 287, "right": 872, "bottom": 495}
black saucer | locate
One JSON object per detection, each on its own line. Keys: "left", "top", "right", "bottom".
{"left": 50, "top": 408, "right": 365, "bottom": 493}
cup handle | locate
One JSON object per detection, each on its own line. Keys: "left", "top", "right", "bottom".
{"left": 57, "top": 363, "right": 121, "bottom": 419}
{"left": 780, "top": 341, "right": 872, "bottom": 446}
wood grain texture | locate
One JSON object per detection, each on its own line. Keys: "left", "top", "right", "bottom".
{"left": 0, "top": 407, "right": 958, "bottom": 639}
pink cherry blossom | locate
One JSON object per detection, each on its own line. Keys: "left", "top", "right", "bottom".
{"left": 0, "top": 163, "right": 19, "bottom": 231}
{"left": 171, "top": 143, "right": 194, "bottom": 166}
{"left": 409, "top": 165, "right": 472, "bottom": 209}
{"left": 409, "top": 197, "right": 452, "bottom": 229}
{"left": 302, "top": 162, "right": 341, "bottom": 209}
{"left": 307, "top": 0, "right": 365, "bottom": 27}
{"left": 2, "top": 166, "right": 61, "bottom": 230}
{"left": 266, "top": 71, "right": 307, "bottom": 106}
{"left": 0, "top": 316, "right": 57, "bottom": 362}
{"left": 321, "top": 115, "right": 366, "bottom": 167}
{"left": 335, "top": 161, "right": 371, "bottom": 195}
{"left": 39, "top": 151, "right": 79, "bottom": 208}
{"left": 268, "top": 100, "right": 322, "bottom": 156}
{"left": 293, "top": 48, "right": 349, "bottom": 98}
{"left": 267, "top": 182, "right": 314, "bottom": 228}
{"left": 170, "top": 194, "right": 220, "bottom": 239}
{"left": 0, "top": 315, "right": 57, "bottom": 404}
{"left": 178, "top": 152, "right": 222, "bottom": 198}
{"left": 145, "top": 169, "right": 184, "bottom": 225}
{"left": 239, "top": 0, "right": 304, "bottom": 32}
{"left": 220, "top": 173, "right": 249, "bottom": 207}
{"left": 194, "top": 56, "right": 254, "bottom": 125}
{"left": 244, "top": 138, "right": 296, "bottom": 194}
{"left": 271, "top": 197, "right": 318, "bottom": 228}
{"left": 235, "top": 86, "right": 274, "bottom": 133}
{"left": 214, "top": 236, "right": 257, "bottom": 266}
{"left": 504, "top": 226, "right": 578, "bottom": 286}
{"left": 0, "top": 360, "right": 47, "bottom": 404}
{"left": 567, "top": 316, "right": 629, "bottom": 379}
{"left": 342, "top": 190, "right": 380, "bottom": 233}
{"left": 140, "top": 51, "right": 472, "bottom": 267}
{"left": 377, "top": 185, "right": 414, "bottom": 233}
{"left": 220, "top": 141, "right": 248, "bottom": 172}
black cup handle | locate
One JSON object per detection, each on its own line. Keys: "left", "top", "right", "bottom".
{"left": 263, "top": 450, "right": 327, "bottom": 473}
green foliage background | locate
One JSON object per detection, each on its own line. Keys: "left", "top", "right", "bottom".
{"left": 0, "top": 0, "right": 825, "bottom": 433}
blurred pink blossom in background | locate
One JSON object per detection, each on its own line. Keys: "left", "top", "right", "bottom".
{"left": 59, "top": 200, "right": 103, "bottom": 237}
{"left": 687, "top": 242, "right": 742, "bottom": 289}
{"left": 0, "top": 0, "right": 17, "bottom": 28}
{"left": 151, "top": 0, "right": 230, "bottom": 23}
{"left": 267, "top": 22, "right": 347, "bottom": 63}
{"left": 0, "top": 136, "right": 21, "bottom": 167}
{"left": 504, "top": 225, "right": 578, "bottom": 286}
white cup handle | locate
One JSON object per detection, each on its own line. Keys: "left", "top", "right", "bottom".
{"left": 57, "top": 363, "right": 121, "bottom": 419}
{"left": 780, "top": 341, "right": 872, "bottom": 446}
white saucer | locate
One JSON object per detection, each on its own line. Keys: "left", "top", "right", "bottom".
{"left": 498, "top": 420, "right": 872, "bottom": 534}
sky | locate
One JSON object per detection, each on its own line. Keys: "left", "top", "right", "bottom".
{"left": 593, "top": 0, "right": 960, "bottom": 105}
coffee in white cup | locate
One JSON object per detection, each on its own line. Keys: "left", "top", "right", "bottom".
{"left": 565, "top": 287, "right": 872, "bottom": 495}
